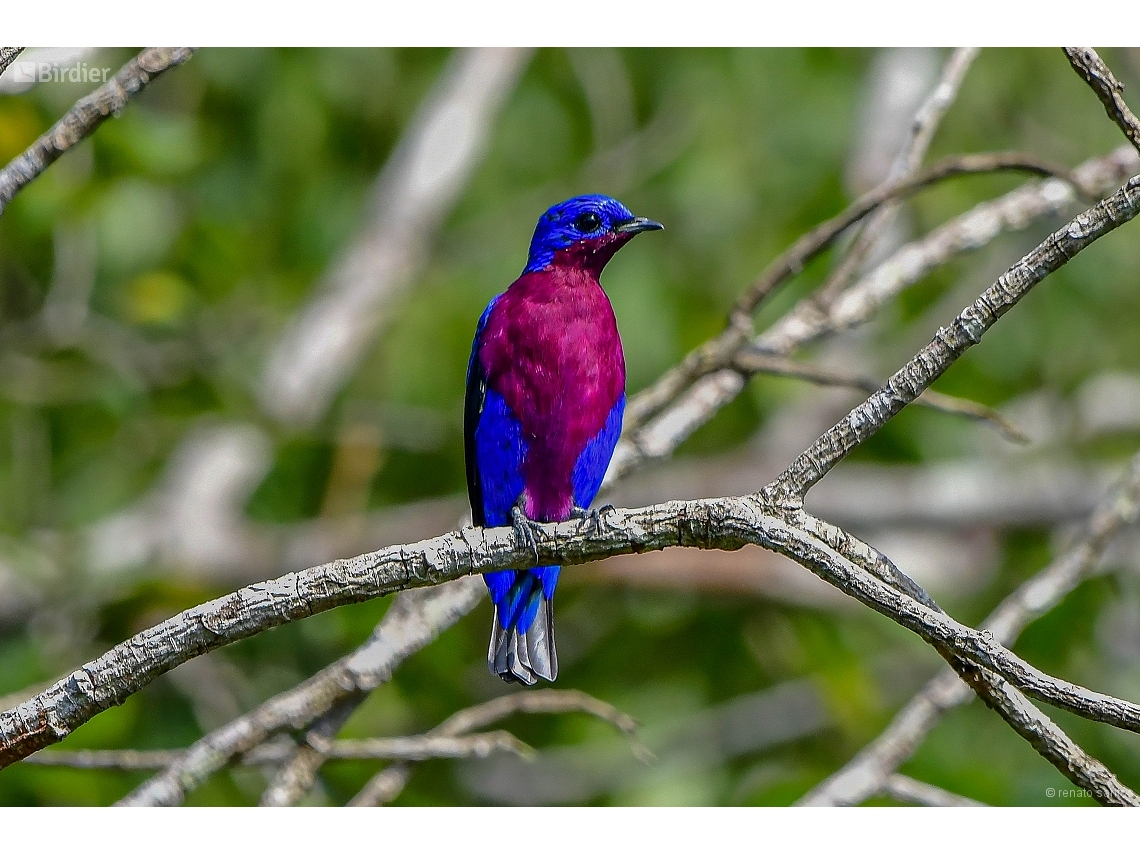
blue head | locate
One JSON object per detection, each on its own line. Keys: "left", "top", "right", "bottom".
{"left": 524, "top": 194, "right": 663, "bottom": 274}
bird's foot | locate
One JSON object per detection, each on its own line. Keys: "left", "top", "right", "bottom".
{"left": 511, "top": 504, "right": 542, "bottom": 564}
{"left": 571, "top": 504, "right": 615, "bottom": 537}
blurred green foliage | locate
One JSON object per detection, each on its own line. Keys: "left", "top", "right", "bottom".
{"left": 1, "top": 47, "right": 1140, "bottom": 805}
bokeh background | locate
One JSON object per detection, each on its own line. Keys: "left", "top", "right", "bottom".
{"left": 2, "top": 47, "right": 1140, "bottom": 805}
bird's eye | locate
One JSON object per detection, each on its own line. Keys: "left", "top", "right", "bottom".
{"left": 573, "top": 212, "right": 603, "bottom": 233}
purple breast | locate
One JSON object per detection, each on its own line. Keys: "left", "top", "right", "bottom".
{"left": 479, "top": 267, "right": 625, "bottom": 521}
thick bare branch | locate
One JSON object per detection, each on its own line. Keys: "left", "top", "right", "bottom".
{"left": 4, "top": 483, "right": 1138, "bottom": 784}
{"left": 802, "top": 450, "right": 1140, "bottom": 806}
{"left": 0, "top": 48, "right": 195, "bottom": 217}
{"left": 943, "top": 658, "right": 1139, "bottom": 806}
{"left": 1065, "top": 48, "right": 1140, "bottom": 154}
{"left": 4, "top": 487, "right": 1140, "bottom": 784}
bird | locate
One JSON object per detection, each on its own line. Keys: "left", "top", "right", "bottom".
{"left": 464, "top": 194, "right": 663, "bottom": 685}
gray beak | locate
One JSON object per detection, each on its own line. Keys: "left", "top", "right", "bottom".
{"left": 614, "top": 216, "right": 665, "bottom": 235}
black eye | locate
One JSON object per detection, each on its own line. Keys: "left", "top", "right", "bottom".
{"left": 573, "top": 212, "right": 603, "bottom": 233}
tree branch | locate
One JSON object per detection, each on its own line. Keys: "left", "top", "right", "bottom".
{"left": 942, "top": 657, "right": 1139, "bottom": 806}
{"left": 116, "top": 577, "right": 484, "bottom": 806}
{"left": 1064, "top": 48, "right": 1140, "bottom": 155}
{"left": 259, "top": 645, "right": 643, "bottom": 807}
{"left": 4, "top": 471, "right": 1139, "bottom": 778}
{"left": 818, "top": 47, "right": 980, "bottom": 308}
{"left": 729, "top": 150, "right": 1073, "bottom": 323}
{"left": 346, "top": 689, "right": 644, "bottom": 807}
{"left": 0, "top": 48, "right": 195, "bottom": 217}
{"left": 732, "top": 351, "right": 1028, "bottom": 443}
{"left": 767, "top": 174, "right": 1140, "bottom": 504}
{"left": 614, "top": 146, "right": 1136, "bottom": 486}
{"left": 0, "top": 48, "right": 23, "bottom": 78}
{"left": 880, "top": 774, "right": 985, "bottom": 807}
{"left": 624, "top": 149, "right": 1079, "bottom": 434}
{"left": 756, "top": 146, "right": 1138, "bottom": 357}
{"left": 802, "top": 450, "right": 1140, "bottom": 805}
{"left": 25, "top": 731, "right": 531, "bottom": 769}
{"left": 7, "top": 485, "right": 1140, "bottom": 779}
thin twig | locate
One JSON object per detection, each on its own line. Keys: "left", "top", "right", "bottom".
{"left": 258, "top": 700, "right": 359, "bottom": 806}
{"left": 728, "top": 151, "right": 1065, "bottom": 325}
{"left": 22, "top": 748, "right": 183, "bottom": 769}
{"left": 754, "top": 146, "right": 1137, "bottom": 358}
{"left": 818, "top": 47, "right": 980, "bottom": 307}
{"left": 733, "top": 350, "right": 1028, "bottom": 443}
{"left": 603, "top": 148, "right": 1140, "bottom": 489}
{"left": 1064, "top": 48, "right": 1140, "bottom": 155}
{"left": 0, "top": 48, "right": 195, "bottom": 217}
{"left": 881, "top": 774, "right": 985, "bottom": 807}
{"left": 23, "top": 731, "right": 531, "bottom": 770}
{"left": 347, "top": 689, "right": 645, "bottom": 807}
{"left": 625, "top": 149, "right": 1080, "bottom": 433}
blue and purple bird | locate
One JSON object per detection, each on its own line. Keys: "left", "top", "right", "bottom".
{"left": 464, "top": 194, "right": 663, "bottom": 685}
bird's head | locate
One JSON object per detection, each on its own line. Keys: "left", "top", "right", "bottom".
{"left": 524, "top": 194, "right": 663, "bottom": 275}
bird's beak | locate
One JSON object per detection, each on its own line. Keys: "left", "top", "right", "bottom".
{"left": 613, "top": 216, "right": 664, "bottom": 235}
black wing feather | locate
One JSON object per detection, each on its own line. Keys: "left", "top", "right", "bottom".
{"left": 464, "top": 297, "right": 499, "bottom": 527}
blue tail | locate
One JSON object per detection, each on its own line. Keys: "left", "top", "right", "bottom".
{"left": 484, "top": 567, "right": 560, "bottom": 684}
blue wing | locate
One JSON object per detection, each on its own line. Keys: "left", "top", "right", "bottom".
{"left": 464, "top": 294, "right": 531, "bottom": 532}
{"left": 470, "top": 382, "right": 549, "bottom": 628}
{"left": 571, "top": 395, "right": 625, "bottom": 510}
{"left": 464, "top": 296, "right": 500, "bottom": 528}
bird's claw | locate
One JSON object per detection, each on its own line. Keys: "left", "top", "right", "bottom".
{"left": 572, "top": 503, "right": 614, "bottom": 536}
{"left": 511, "top": 505, "right": 542, "bottom": 564}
